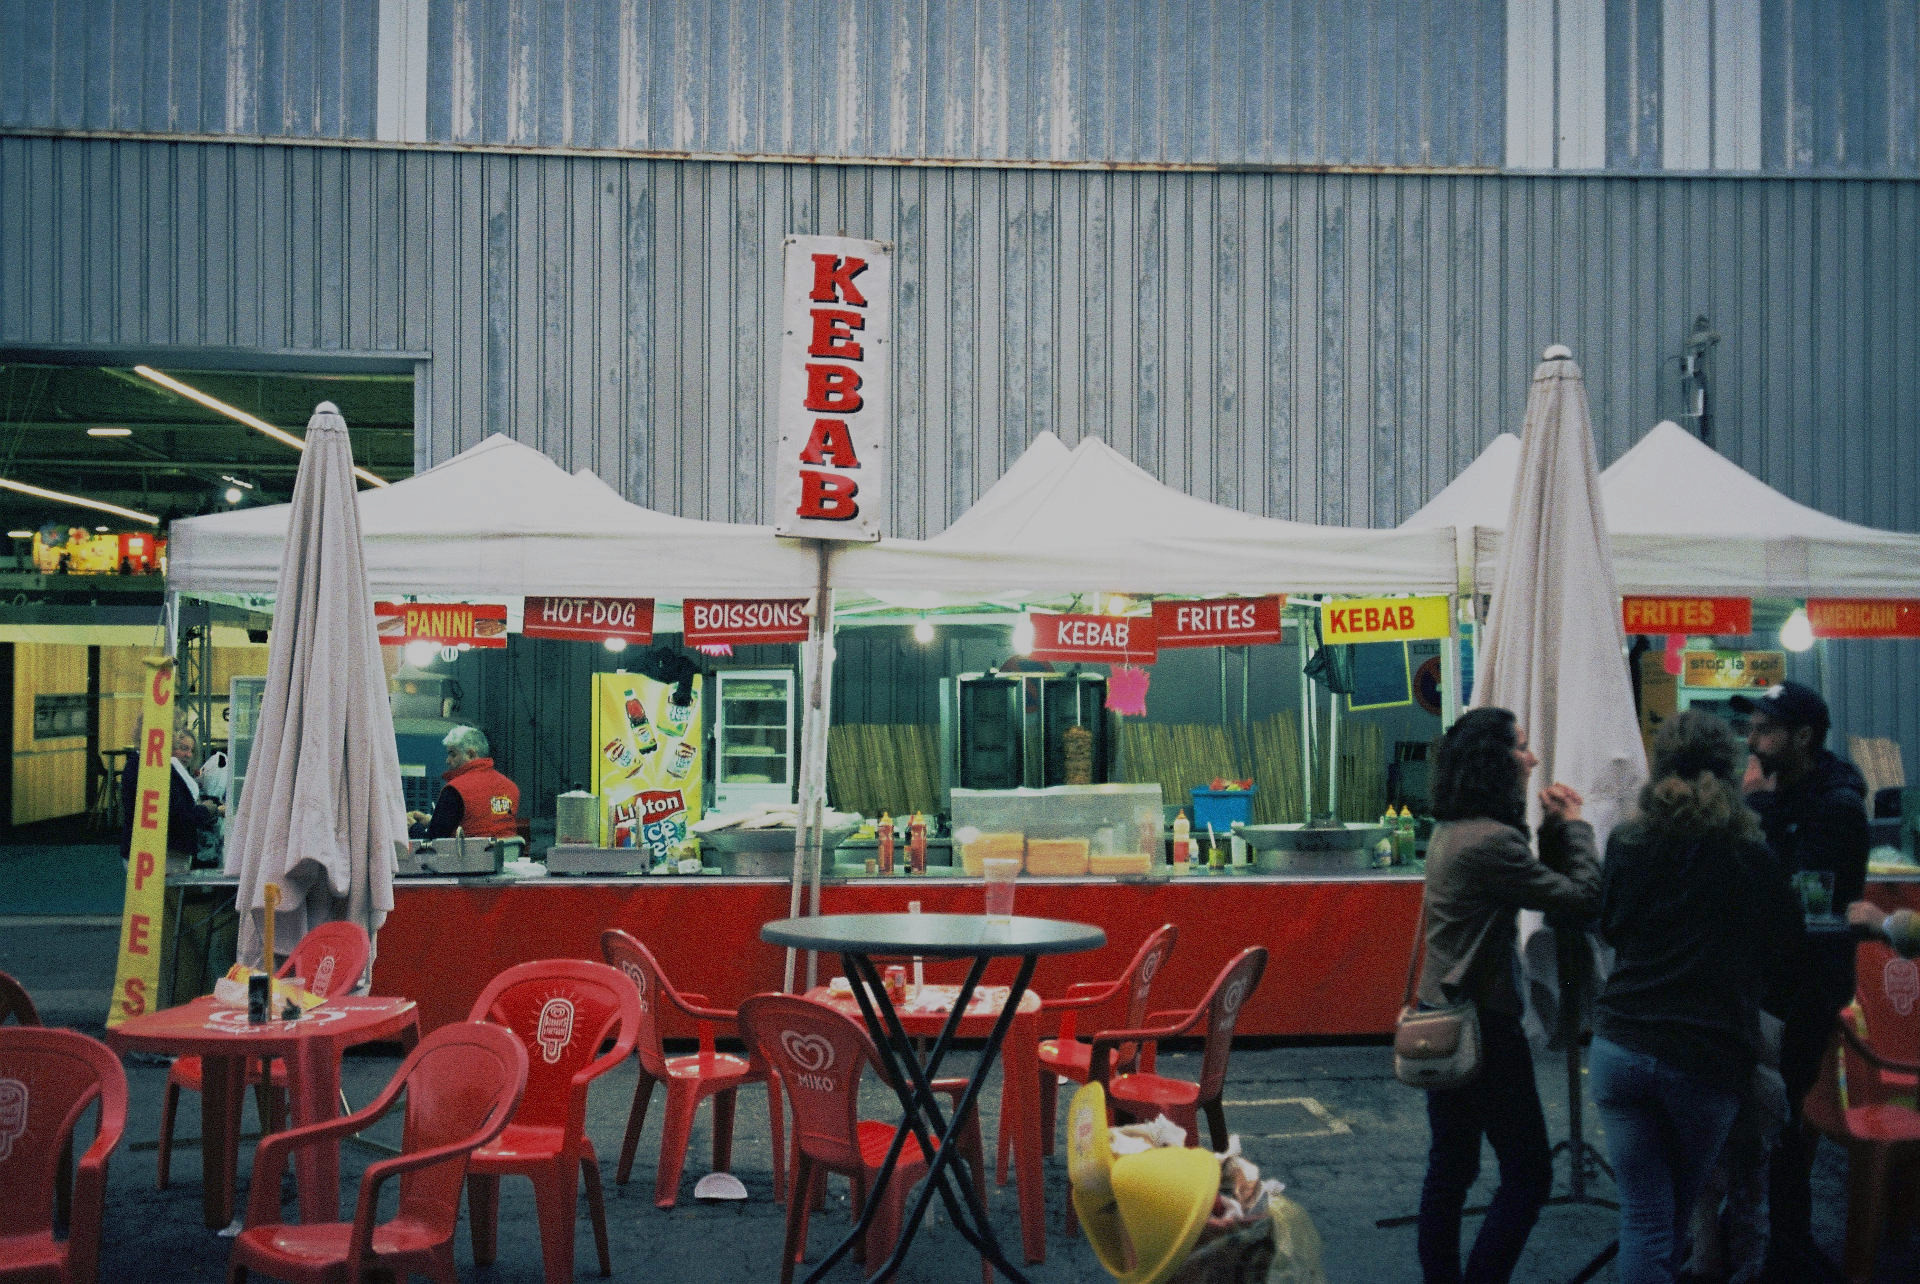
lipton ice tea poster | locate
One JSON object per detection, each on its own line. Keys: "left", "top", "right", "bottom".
{"left": 591, "top": 672, "right": 702, "bottom": 865}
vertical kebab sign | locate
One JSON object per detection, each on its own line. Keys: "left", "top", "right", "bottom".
{"left": 774, "top": 234, "right": 890, "bottom": 541}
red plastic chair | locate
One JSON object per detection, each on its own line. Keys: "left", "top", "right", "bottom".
{"left": 1006, "top": 922, "right": 1177, "bottom": 1179}
{"left": 0, "top": 1026, "right": 128, "bottom": 1284}
{"left": 1852, "top": 940, "right": 1920, "bottom": 1101}
{"left": 157, "top": 920, "right": 371, "bottom": 1188}
{"left": 225, "top": 1021, "right": 527, "bottom": 1284}
{"left": 1802, "top": 1019, "right": 1920, "bottom": 1283}
{"left": 1090, "top": 946, "right": 1269, "bottom": 1150}
{"left": 739, "top": 993, "right": 989, "bottom": 1284}
{"left": 464, "top": 959, "right": 638, "bottom": 1283}
{"left": 599, "top": 929, "right": 786, "bottom": 1207}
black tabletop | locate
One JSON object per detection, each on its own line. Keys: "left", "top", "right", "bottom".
{"left": 761, "top": 913, "right": 1106, "bottom": 959}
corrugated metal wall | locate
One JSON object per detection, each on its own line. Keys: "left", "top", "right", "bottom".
{"left": 2, "top": 134, "right": 1916, "bottom": 779}
{"left": 9, "top": 0, "right": 1920, "bottom": 176}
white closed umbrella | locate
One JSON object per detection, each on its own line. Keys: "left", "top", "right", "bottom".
{"left": 1472, "top": 346, "right": 1647, "bottom": 1038}
{"left": 225, "top": 402, "right": 405, "bottom": 970}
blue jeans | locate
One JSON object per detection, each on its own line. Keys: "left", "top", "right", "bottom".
{"left": 1419, "top": 1009, "right": 1553, "bottom": 1284}
{"left": 1590, "top": 1036, "right": 1745, "bottom": 1284}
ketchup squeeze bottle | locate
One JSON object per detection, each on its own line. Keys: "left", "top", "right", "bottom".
{"left": 908, "top": 813, "right": 928, "bottom": 875}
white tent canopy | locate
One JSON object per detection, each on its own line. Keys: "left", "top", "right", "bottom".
{"left": 168, "top": 435, "right": 820, "bottom": 599}
{"left": 1407, "top": 421, "right": 1920, "bottom": 598}
{"left": 839, "top": 433, "right": 1457, "bottom": 605}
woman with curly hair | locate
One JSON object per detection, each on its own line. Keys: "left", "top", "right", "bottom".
{"left": 1417, "top": 706, "right": 1602, "bottom": 1284}
{"left": 1590, "top": 710, "right": 1801, "bottom": 1284}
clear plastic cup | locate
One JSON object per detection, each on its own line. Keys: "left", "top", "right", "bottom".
{"left": 982, "top": 857, "right": 1020, "bottom": 923}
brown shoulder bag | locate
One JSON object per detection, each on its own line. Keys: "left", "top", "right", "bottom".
{"left": 1392, "top": 896, "right": 1482, "bottom": 1090}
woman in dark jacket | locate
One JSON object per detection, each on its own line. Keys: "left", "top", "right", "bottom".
{"left": 1417, "top": 707, "right": 1602, "bottom": 1284}
{"left": 1590, "top": 711, "right": 1801, "bottom": 1284}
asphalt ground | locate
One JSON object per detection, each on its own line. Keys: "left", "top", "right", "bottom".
{"left": 3, "top": 917, "right": 1914, "bottom": 1283}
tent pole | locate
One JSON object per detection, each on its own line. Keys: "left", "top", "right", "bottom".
{"left": 784, "top": 541, "right": 836, "bottom": 994}
{"left": 1296, "top": 612, "right": 1314, "bottom": 821}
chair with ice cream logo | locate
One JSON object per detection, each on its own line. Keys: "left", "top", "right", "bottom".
{"left": 1087, "top": 947, "right": 1268, "bottom": 1150}
{"left": 1850, "top": 939, "right": 1920, "bottom": 1105}
{"left": 463, "top": 959, "right": 639, "bottom": 1283}
{"left": 598, "top": 929, "right": 786, "bottom": 1208}
{"left": 738, "top": 993, "right": 990, "bottom": 1284}
{"left": 154, "top": 920, "right": 370, "bottom": 1190}
{"left": 0, "top": 1026, "right": 128, "bottom": 1284}
{"left": 1007, "top": 922, "right": 1179, "bottom": 1183}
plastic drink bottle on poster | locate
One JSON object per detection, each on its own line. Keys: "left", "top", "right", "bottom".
{"left": 593, "top": 673, "right": 704, "bottom": 865}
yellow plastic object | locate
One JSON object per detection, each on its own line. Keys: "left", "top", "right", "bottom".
{"left": 1066, "top": 1082, "right": 1220, "bottom": 1284}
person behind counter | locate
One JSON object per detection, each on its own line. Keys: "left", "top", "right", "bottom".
{"left": 119, "top": 723, "right": 223, "bottom": 865}
{"left": 406, "top": 725, "right": 520, "bottom": 839}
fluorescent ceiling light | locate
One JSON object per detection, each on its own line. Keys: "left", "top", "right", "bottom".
{"left": 219, "top": 474, "right": 255, "bottom": 490}
{"left": 6, "top": 530, "right": 31, "bottom": 539}
{"left": 87, "top": 426, "right": 132, "bottom": 437}
{"left": 0, "top": 476, "right": 159, "bottom": 525}
{"left": 131, "top": 365, "right": 392, "bottom": 488}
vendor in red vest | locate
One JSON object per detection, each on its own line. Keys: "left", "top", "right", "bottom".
{"left": 406, "top": 725, "right": 520, "bottom": 839}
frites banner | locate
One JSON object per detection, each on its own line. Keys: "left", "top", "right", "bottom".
{"left": 1153, "top": 597, "right": 1283, "bottom": 649}
{"left": 108, "top": 656, "right": 173, "bottom": 1028}
{"left": 1320, "top": 596, "right": 1451, "bottom": 645}
{"left": 773, "top": 234, "right": 890, "bottom": 541}
{"left": 1622, "top": 596, "right": 1752, "bottom": 635}
{"left": 1806, "top": 598, "right": 1920, "bottom": 639}
{"left": 524, "top": 596, "right": 654, "bottom": 644}
{"left": 1681, "top": 649, "right": 1786, "bottom": 689}
{"left": 682, "top": 598, "right": 812, "bottom": 647}
{"left": 1030, "top": 613, "right": 1159, "bottom": 664}
{"left": 375, "top": 602, "right": 508, "bottom": 648}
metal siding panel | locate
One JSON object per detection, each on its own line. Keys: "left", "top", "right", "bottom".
{"left": 1507, "top": 0, "right": 1556, "bottom": 167}
{"left": 1559, "top": 0, "right": 1608, "bottom": 168}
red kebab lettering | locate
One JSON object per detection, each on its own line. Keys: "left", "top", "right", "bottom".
{"left": 796, "top": 253, "right": 869, "bottom": 522}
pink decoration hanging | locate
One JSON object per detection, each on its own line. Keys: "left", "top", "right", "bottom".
{"left": 1106, "top": 665, "right": 1151, "bottom": 716}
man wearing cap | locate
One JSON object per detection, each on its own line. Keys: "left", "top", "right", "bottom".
{"left": 1730, "top": 681, "right": 1870, "bottom": 1281}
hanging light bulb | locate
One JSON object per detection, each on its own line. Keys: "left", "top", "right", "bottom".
{"left": 1105, "top": 594, "right": 1132, "bottom": 616}
{"left": 1780, "top": 607, "right": 1814, "bottom": 652}
{"left": 224, "top": 486, "right": 244, "bottom": 505}
{"left": 403, "top": 640, "right": 438, "bottom": 669}
{"left": 1011, "top": 614, "right": 1035, "bottom": 656}
{"left": 604, "top": 636, "right": 628, "bottom": 654}
{"left": 913, "top": 618, "right": 934, "bottom": 644}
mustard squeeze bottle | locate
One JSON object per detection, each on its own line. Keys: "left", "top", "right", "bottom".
{"left": 877, "top": 812, "right": 895, "bottom": 874}
{"left": 1172, "top": 809, "right": 1191, "bottom": 869}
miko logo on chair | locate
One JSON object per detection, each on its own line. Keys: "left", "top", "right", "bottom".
{"left": 1885, "top": 957, "right": 1920, "bottom": 1017}
{"left": 536, "top": 997, "right": 577, "bottom": 1064}
{"left": 0, "top": 1077, "right": 25, "bottom": 1160}
{"left": 780, "top": 1031, "right": 838, "bottom": 1091}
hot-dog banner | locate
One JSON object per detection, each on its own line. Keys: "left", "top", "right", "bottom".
{"left": 1153, "top": 596, "right": 1283, "bottom": 649}
{"left": 108, "top": 656, "right": 173, "bottom": 1028}
{"left": 524, "top": 596, "right": 654, "bottom": 644}
{"left": 1030, "top": 613, "right": 1159, "bottom": 664}
{"left": 374, "top": 602, "right": 509, "bottom": 648}
{"left": 590, "top": 672, "right": 703, "bottom": 863}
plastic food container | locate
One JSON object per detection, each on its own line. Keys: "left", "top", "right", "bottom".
{"left": 951, "top": 784, "right": 1164, "bottom": 875}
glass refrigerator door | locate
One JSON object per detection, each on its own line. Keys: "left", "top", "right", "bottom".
{"left": 227, "top": 676, "right": 267, "bottom": 816}
{"left": 713, "top": 668, "right": 795, "bottom": 812}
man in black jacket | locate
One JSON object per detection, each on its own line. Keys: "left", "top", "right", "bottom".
{"left": 1731, "top": 682, "right": 1870, "bottom": 1281}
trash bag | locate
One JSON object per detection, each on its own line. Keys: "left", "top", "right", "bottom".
{"left": 1169, "top": 1195, "right": 1327, "bottom": 1284}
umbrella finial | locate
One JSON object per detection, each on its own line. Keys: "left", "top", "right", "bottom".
{"left": 1542, "top": 344, "right": 1573, "bottom": 361}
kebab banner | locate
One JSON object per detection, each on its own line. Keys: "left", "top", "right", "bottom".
{"left": 1030, "top": 612, "right": 1159, "bottom": 664}
{"left": 590, "top": 672, "right": 703, "bottom": 864}
{"left": 108, "top": 656, "right": 173, "bottom": 1027}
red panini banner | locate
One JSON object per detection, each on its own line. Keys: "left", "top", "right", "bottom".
{"left": 523, "top": 596, "right": 655, "bottom": 644}
{"left": 1030, "top": 613, "right": 1159, "bottom": 664}
{"left": 682, "top": 598, "right": 812, "bottom": 647}
{"left": 1153, "top": 597, "right": 1283, "bottom": 649}
{"left": 1806, "top": 598, "right": 1920, "bottom": 639}
{"left": 1621, "top": 596, "right": 1752, "bottom": 635}
{"left": 375, "top": 602, "right": 508, "bottom": 648}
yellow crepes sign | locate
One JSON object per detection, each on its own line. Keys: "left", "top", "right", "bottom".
{"left": 108, "top": 656, "right": 174, "bottom": 1027}
{"left": 1320, "top": 596, "right": 1452, "bottom": 644}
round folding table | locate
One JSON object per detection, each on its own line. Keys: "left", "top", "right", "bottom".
{"left": 761, "top": 912, "right": 1105, "bottom": 1284}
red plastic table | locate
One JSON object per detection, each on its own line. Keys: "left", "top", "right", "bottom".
{"left": 805, "top": 979, "right": 1049, "bottom": 1264}
{"left": 107, "top": 994, "right": 419, "bottom": 1228}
